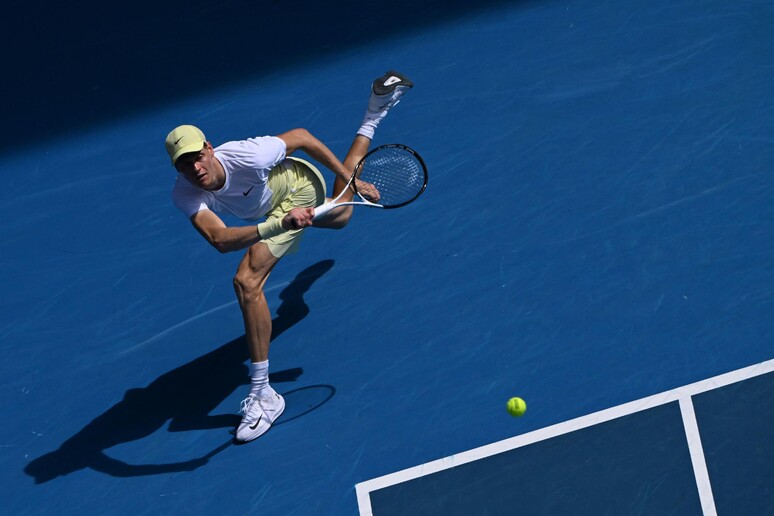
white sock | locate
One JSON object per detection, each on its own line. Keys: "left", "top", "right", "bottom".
{"left": 250, "top": 360, "right": 269, "bottom": 398}
{"left": 357, "top": 113, "right": 382, "bottom": 139}
{"left": 357, "top": 98, "right": 401, "bottom": 139}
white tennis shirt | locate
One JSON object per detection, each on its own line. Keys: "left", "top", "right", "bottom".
{"left": 172, "top": 135, "right": 287, "bottom": 221}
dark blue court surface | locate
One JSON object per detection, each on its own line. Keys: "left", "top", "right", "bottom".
{"left": 694, "top": 372, "right": 774, "bottom": 515}
{"left": 360, "top": 363, "right": 774, "bottom": 515}
{"left": 2, "top": 0, "right": 772, "bottom": 514}
{"left": 369, "top": 402, "right": 704, "bottom": 515}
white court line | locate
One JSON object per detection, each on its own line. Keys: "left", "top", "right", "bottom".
{"left": 680, "top": 396, "right": 716, "bottom": 516}
{"left": 117, "top": 300, "right": 238, "bottom": 356}
{"left": 356, "top": 358, "right": 774, "bottom": 516}
{"left": 117, "top": 278, "right": 294, "bottom": 356}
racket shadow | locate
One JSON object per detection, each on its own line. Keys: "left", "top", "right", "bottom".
{"left": 274, "top": 385, "right": 337, "bottom": 427}
{"left": 23, "top": 259, "right": 335, "bottom": 484}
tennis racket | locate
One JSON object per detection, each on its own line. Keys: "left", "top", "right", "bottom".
{"left": 313, "top": 144, "right": 428, "bottom": 219}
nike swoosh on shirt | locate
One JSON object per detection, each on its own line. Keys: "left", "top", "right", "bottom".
{"left": 243, "top": 185, "right": 255, "bottom": 196}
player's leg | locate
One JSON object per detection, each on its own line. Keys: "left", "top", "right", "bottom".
{"left": 332, "top": 135, "right": 371, "bottom": 196}
{"left": 233, "top": 242, "right": 280, "bottom": 362}
{"left": 232, "top": 242, "right": 285, "bottom": 443}
{"left": 315, "top": 71, "right": 413, "bottom": 229}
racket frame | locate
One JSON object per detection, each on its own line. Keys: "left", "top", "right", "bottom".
{"left": 313, "top": 144, "right": 427, "bottom": 219}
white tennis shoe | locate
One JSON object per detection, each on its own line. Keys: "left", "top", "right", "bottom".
{"left": 235, "top": 387, "right": 285, "bottom": 443}
{"left": 367, "top": 71, "right": 414, "bottom": 114}
{"left": 358, "top": 71, "right": 413, "bottom": 139}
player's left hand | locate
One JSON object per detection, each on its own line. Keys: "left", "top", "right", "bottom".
{"left": 282, "top": 207, "right": 315, "bottom": 230}
{"left": 355, "top": 179, "right": 380, "bottom": 202}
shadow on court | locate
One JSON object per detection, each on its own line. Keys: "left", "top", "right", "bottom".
{"left": 3, "top": 0, "right": 519, "bottom": 154}
{"left": 24, "top": 260, "right": 334, "bottom": 484}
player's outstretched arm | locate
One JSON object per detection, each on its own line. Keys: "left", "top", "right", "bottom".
{"left": 189, "top": 208, "right": 313, "bottom": 253}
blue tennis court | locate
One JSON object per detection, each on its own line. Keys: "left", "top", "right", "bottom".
{"left": 360, "top": 363, "right": 774, "bottom": 515}
{"left": 2, "top": 0, "right": 772, "bottom": 514}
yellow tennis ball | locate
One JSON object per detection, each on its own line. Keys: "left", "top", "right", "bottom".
{"left": 506, "top": 397, "right": 527, "bottom": 417}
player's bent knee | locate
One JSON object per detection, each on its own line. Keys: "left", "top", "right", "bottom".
{"left": 233, "top": 271, "right": 264, "bottom": 301}
{"left": 328, "top": 216, "right": 351, "bottom": 230}
{"left": 316, "top": 207, "right": 353, "bottom": 230}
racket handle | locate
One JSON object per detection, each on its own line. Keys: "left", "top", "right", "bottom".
{"left": 313, "top": 201, "right": 338, "bottom": 220}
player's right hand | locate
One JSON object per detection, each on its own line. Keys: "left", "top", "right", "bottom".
{"left": 282, "top": 207, "right": 315, "bottom": 230}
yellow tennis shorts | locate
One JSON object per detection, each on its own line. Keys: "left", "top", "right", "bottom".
{"left": 263, "top": 157, "right": 327, "bottom": 257}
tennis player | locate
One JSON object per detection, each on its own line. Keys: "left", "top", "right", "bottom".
{"left": 165, "top": 72, "right": 413, "bottom": 443}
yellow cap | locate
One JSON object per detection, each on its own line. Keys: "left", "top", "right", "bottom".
{"left": 165, "top": 125, "right": 206, "bottom": 164}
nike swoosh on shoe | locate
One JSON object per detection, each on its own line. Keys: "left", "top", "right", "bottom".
{"left": 383, "top": 76, "right": 402, "bottom": 86}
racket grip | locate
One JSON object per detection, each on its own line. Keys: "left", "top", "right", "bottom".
{"left": 313, "top": 202, "right": 338, "bottom": 220}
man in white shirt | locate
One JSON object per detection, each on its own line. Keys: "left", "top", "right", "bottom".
{"left": 165, "top": 71, "right": 413, "bottom": 443}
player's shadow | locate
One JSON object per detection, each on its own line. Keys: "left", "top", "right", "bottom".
{"left": 24, "top": 259, "right": 335, "bottom": 484}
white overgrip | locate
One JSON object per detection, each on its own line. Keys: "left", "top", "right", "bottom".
{"left": 313, "top": 201, "right": 338, "bottom": 220}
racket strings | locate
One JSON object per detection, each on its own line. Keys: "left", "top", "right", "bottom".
{"left": 358, "top": 147, "right": 426, "bottom": 207}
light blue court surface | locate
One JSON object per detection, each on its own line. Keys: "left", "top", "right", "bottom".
{"left": 2, "top": 1, "right": 772, "bottom": 515}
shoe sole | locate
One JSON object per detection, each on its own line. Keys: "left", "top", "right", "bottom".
{"left": 373, "top": 71, "right": 413, "bottom": 96}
